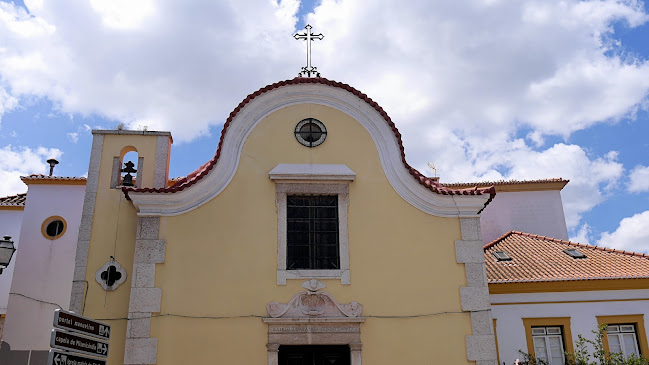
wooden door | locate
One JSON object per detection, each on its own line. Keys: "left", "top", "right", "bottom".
{"left": 279, "top": 345, "right": 350, "bottom": 365}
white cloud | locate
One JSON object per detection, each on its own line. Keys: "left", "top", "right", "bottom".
{"left": 88, "top": 0, "right": 157, "bottom": 30}
{"left": 67, "top": 132, "right": 79, "bottom": 143}
{"left": 0, "top": 0, "right": 302, "bottom": 141}
{"left": 0, "top": 145, "right": 63, "bottom": 197}
{"left": 0, "top": 87, "right": 18, "bottom": 124}
{"left": 422, "top": 137, "right": 624, "bottom": 229}
{"left": 598, "top": 210, "right": 649, "bottom": 253}
{"left": 628, "top": 165, "right": 649, "bottom": 192}
{"left": 0, "top": 0, "right": 647, "bottom": 229}
{"left": 570, "top": 223, "right": 593, "bottom": 245}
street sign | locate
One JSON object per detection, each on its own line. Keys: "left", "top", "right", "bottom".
{"left": 53, "top": 309, "right": 110, "bottom": 340}
{"left": 47, "top": 349, "right": 106, "bottom": 365}
{"left": 50, "top": 330, "right": 109, "bottom": 358}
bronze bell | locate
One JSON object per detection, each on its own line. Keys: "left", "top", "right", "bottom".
{"left": 121, "top": 161, "right": 137, "bottom": 186}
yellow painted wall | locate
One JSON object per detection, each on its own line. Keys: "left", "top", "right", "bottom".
{"left": 153, "top": 104, "right": 471, "bottom": 364}
{"left": 83, "top": 134, "right": 160, "bottom": 364}
{"left": 85, "top": 105, "right": 472, "bottom": 364}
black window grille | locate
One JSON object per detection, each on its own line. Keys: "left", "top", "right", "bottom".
{"left": 287, "top": 195, "right": 339, "bottom": 270}
{"left": 46, "top": 220, "right": 64, "bottom": 237}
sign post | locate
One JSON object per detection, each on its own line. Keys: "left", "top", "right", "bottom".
{"left": 48, "top": 309, "right": 111, "bottom": 365}
{"left": 48, "top": 349, "right": 107, "bottom": 365}
{"left": 50, "top": 330, "right": 109, "bottom": 358}
{"left": 53, "top": 309, "right": 111, "bottom": 340}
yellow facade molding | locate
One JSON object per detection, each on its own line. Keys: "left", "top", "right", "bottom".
{"left": 492, "top": 298, "right": 649, "bottom": 306}
{"left": 523, "top": 317, "right": 574, "bottom": 359}
{"left": 22, "top": 179, "right": 86, "bottom": 186}
{"left": 489, "top": 279, "right": 649, "bottom": 294}
{"left": 445, "top": 180, "right": 568, "bottom": 192}
{"left": 0, "top": 206, "right": 24, "bottom": 211}
{"left": 596, "top": 314, "right": 649, "bottom": 357}
{"left": 492, "top": 181, "right": 568, "bottom": 192}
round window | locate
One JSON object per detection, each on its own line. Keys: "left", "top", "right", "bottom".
{"left": 295, "top": 118, "right": 327, "bottom": 147}
{"left": 41, "top": 216, "right": 67, "bottom": 240}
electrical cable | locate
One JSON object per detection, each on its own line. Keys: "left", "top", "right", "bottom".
{"left": 95, "top": 309, "right": 488, "bottom": 322}
{"left": 9, "top": 292, "right": 63, "bottom": 309}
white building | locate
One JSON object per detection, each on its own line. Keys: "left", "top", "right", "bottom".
{"left": 442, "top": 179, "right": 569, "bottom": 244}
{"left": 486, "top": 231, "right": 649, "bottom": 365}
{"left": 0, "top": 175, "right": 85, "bottom": 364}
{"left": 0, "top": 193, "right": 25, "bottom": 339}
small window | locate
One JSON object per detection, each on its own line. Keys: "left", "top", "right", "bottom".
{"left": 607, "top": 324, "right": 641, "bottom": 358}
{"left": 493, "top": 251, "right": 512, "bottom": 261}
{"left": 295, "top": 118, "right": 327, "bottom": 147}
{"left": 563, "top": 249, "right": 586, "bottom": 259}
{"left": 41, "top": 216, "right": 67, "bottom": 240}
{"left": 532, "top": 326, "right": 566, "bottom": 365}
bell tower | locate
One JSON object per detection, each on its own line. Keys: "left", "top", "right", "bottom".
{"left": 69, "top": 129, "right": 172, "bottom": 364}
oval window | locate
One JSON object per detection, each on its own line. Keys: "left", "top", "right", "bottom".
{"left": 295, "top": 118, "right": 327, "bottom": 147}
{"left": 41, "top": 216, "right": 67, "bottom": 240}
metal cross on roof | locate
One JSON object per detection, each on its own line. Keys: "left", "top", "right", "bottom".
{"left": 294, "top": 24, "right": 324, "bottom": 78}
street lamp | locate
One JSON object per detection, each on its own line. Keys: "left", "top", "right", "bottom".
{"left": 0, "top": 236, "right": 16, "bottom": 274}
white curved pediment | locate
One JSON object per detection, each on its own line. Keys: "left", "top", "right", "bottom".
{"left": 128, "top": 82, "right": 489, "bottom": 217}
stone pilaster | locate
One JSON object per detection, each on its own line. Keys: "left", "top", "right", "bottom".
{"left": 456, "top": 217, "right": 498, "bottom": 364}
{"left": 123, "top": 217, "right": 165, "bottom": 365}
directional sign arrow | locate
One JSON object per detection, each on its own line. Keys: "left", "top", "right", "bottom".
{"left": 50, "top": 329, "right": 109, "bottom": 358}
{"left": 47, "top": 349, "right": 107, "bottom": 365}
{"left": 53, "top": 309, "right": 110, "bottom": 340}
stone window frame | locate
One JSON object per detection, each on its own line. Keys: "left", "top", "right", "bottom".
{"left": 275, "top": 182, "right": 350, "bottom": 285}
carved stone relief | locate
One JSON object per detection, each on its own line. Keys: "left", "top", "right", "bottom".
{"left": 264, "top": 280, "right": 364, "bottom": 364}
{"left": 267, "top": 280, "right": 363, "bottom": 319}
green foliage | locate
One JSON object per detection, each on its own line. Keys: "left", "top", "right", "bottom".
{"left": 520, "top": 325, "right": 649, "bottom": 365}
{"left": 517, "top": 350, "right": 548, "bottom": 365}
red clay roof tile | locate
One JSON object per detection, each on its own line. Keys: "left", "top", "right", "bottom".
{"left": 20, "top": 174, "right": 87, "bottom": 182}
{"left": 0, "top": 193, "right": 26, "bottom": 207}
{"left": 484, "top": 231, "right": 649, "bottom": 283}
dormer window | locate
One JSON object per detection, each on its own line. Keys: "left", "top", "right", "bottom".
{"left": 563, "top": 248, "right": 586, "bottom": 259}
{"left": 493, "top": 251, "right": 512, "bottom": 261}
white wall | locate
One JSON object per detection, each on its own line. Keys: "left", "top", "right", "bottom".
{"left": 480, "top": 190, "right": 568, "bottom": 244}
{"left": 0, "top": 210, "right": 24, "bottom": 315}
{"left": 492, "top": 290, "right": 649, "bottom": 364}
{"left": 2, "top": 184, "right": 85, "bottom": 351}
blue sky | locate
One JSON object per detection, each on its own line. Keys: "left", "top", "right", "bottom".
{"left": 1, "top": 0, "right": 649, "bottom": 252}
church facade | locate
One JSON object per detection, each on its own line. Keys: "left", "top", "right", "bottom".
{"left": 71, "top": 78, "right": 498, "bottom": 364}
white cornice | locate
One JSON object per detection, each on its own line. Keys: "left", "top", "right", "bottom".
{"left": 129, "top": 83, "right": 489, "bottom": 217}
{"left": 269, "top": 164, "right": 356, "bottom": 181}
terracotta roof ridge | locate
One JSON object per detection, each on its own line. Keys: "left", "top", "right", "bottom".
{"left": 123, "top": 77, "right": 496, "bottom": 209}
{"left": 485, "top": 230, "right": 649, "bottom": 259}
{"left": 489, "top": 276, "right": 649, "bottom": 284}
{"left": 20, "top": 174, "right": 87, "bottom": 180}
{"left": 442, "top": 178, "right": 568, "bottom": 187}
{"left": 0, "top": 192, "right": 27, "bottom": 206}
{"left": 483, "top": 230, "right": 517, "bottom": 250}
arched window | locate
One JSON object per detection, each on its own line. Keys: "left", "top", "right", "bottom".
{"left": 111, "top": 147, "right": 141, "bottom": 188}
{"left": 121, "top": 150, "right": 139, "bottom": 187}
